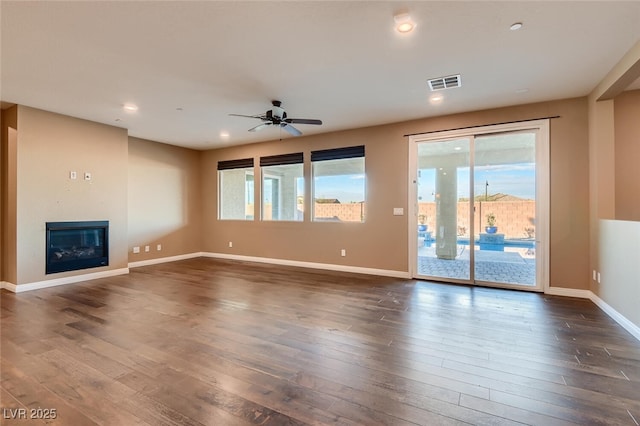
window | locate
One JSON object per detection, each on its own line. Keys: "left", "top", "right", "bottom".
{"left": 218, "top": 158, "right": 254, "bottom": 220}
{"left": 260, "top": 153, "right": 304, "bottom": 221}
{"left": 311, "top": 146, "right": 365, "bottom": 222}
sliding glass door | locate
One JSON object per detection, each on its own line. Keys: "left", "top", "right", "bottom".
{"left": 415, "top": 138, "right": 472, "bottom": 282}
{"left": 410, "top": 121, "right": 548, "bottom": 291}
{"left": 473, "top": 132, "right": 537, "bottom": 286}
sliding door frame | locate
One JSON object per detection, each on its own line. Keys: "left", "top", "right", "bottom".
{"left": 408, "top": 120, "right": 549, "bottom": 292}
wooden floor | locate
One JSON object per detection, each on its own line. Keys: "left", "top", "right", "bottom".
{"left": 1, "top": 258, "right": 640, "bottom": 425}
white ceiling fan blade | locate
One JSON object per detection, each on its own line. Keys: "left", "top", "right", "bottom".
{"left": 229, "top": 113, "right": 266, "bottom": 120}
{"left": 248, "top": 123, "right": 272, "bottom": 132}
{"left": 282, "top": 123, "right": 302, "bottom": 136}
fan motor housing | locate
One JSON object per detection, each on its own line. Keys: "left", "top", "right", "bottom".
{"left": 271, "top": 106, "right": 285, "bottom": 121}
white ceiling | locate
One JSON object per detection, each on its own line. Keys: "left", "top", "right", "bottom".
{"left": 2, "top": 1, "right": 639, "bottom": 150}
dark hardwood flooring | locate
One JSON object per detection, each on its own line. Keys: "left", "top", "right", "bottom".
{"left": 1, "top": 257, "right": 640, "bottom": 425}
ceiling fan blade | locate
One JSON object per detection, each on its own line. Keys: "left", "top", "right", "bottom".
{"left": 248, "top": 123, "right": 272, "bottom": 132}
{"left": 285, "top": 118, "right": 323, "bottom": 125}
{"left": 281, "top": 123, "right": 302, "bottom": 136}
{"left": 229, "top": 113, "right": 266, "bottom": 120}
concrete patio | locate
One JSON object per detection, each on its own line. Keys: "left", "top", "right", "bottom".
{"left": 417, "top": 244, "right": 536, "bottom": 286}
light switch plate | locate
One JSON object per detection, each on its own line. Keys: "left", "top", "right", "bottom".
{"left": 393, "top": 208, "right": 404, "bottom": 216}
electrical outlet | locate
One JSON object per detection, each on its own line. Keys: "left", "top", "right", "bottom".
{"left": 341, "top": 249, "right": 346, "bottom": 257}
{"left": 157, "top": 244, "right": 162, "bottom": 251}
{"left": 145, "top": 245, "right": 150, "bottom": 252}
{"left": 228, "top": 241, "right": 233, "bottom": 248}
{"left": 133, "top": 246, "right": 140, "bottom": 254}
{"left": 70, "top": 171, "right": 77, "bottom": 180}
{"left": 84, "top": 172, "right": 92, "bottom": 181}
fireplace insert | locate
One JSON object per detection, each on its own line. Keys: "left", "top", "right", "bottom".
{"left": 46, "top": 221, "right": 109, "bottom": 274}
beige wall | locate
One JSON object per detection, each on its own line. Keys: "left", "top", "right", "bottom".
{"left": 202, "top": 126, "right": 408, "bottom": 272}
{"left": 589, "top": 41, "right": 640, "bottom": 333}
{"left": 614, "top": 89, "right": 640, "bottom": 221}
{"left": 1, "top": 111, "right": 2, "bottom": 282}
{"left": 1, "top": 106, "right": 18, "bottom": 283}
{"left": 14, "top": 106, "right": 129, "bottom": 285}
{"left": 1, "top": 97, "right": 592, "bottom": 291}
{"left": 202, "top": 97, "right": 590, "bottom": 288}
{"left": 128, "top": 137, "right": 202, "bottom": 262}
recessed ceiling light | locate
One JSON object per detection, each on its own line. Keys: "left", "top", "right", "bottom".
{"left": 510, "top": 22, "right": 523, "bottom": 31}
{"left": 220, "top": 131, "right": 230, "bottom": 139}
{"left": 394, "top": 13, "right": 415, "bottom": 33}
{"left": 515, "top": 88, "right": 529, "bottom": 94}
{"left": 454, "top": 147, "right": 462, "bottom": 151}
{"left": 397, "top": 22, "right": 414, "bottom": 33}
{"left": 123, "top": 103, "right": 138, "bottom": 112}
{"left": 430, "top": 94, "right": 444, "bottom": 104}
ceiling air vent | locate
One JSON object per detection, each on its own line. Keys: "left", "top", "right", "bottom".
{"left": 428, "top": 74, "right": 462, "bottom": 91}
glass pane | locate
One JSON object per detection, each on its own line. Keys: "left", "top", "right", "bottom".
{"left": 416, "top": 138, "right": 471, "bottom": 281}
{"left": 219, "top": 168, "right": 254, "bottom": 220}
{"left": 262, "top": 163, "right": 304, "bottom": 221}
{"left": 473, "top": 132, "right": 536, "bottom": 286}
{"left": 312, "top": 157, "right": 365, "bottom": 222}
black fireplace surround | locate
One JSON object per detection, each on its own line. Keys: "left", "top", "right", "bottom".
{"left": 46, "top": 221, "right": 109, "bottom": 274}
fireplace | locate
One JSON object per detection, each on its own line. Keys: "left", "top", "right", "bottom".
{"left": 46, "top": 221, "right": 109, "bottom": 274}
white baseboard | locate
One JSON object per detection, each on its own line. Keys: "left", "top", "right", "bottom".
{"left": 545, "top": 286, "right": 592, "bottom": 299}
{"left": 5, "top": 254, "right": 638, "bottom": 343}
{"left": 203, "top": 252, "right": 411, "bottom": 279}
{"left": 545, "top": 286, "right": 639, "bottom": 342}
{"left": 2, "top": 281, "right": 18, "bottom": 292}
{"left": 590, "top": 293, "right": 640, "bottom": 342}
{"left": 128, "top": 252, "right": 204, "bottom": 269}
{"left": 3, "top": 268, "right": 130, "bottom": 293}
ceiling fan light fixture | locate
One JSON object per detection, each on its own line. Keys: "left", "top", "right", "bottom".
{"left": 510, "top": 22, "right": 523, "bottom": 31}
{"left": 394, "top": 13, "right": 415, "bottom": 33}
{"left": 123, "top": 103, "right": 138, "bottom": 112}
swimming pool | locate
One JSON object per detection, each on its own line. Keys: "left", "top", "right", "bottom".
{"left": 424, "top": 237, "right": 535, "bottom": 252}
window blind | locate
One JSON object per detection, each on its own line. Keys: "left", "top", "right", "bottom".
{"left": 217, "top": 158, "right": 254, "bottom": 170}
{"left": 259, "top": 152, "right": 303, "bottom": 167}
{"left": 311, "top": 145, "right": 365, "bottom": 162}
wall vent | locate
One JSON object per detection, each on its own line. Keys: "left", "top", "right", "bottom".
{"left": 428, "top": 74, "right": 462, "bottom": 91}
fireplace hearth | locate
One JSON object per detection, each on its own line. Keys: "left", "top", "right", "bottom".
{"left": 46, "top": 221, "right": 109, "bottom": 274}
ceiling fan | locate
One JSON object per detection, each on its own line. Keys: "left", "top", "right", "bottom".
{"left": 229, "top": 100, "right": 322, "bottom": 136}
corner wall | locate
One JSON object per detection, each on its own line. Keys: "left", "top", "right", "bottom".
{"left": 614, "top": 90, "right": 640, "bottom": 221}
{"left": 201, "top": 126, "right": 409, "bottom": 274}
{"left": 128, "top": 137, "right": 202, "bottom": 263}
{"left": 589, "top": 41, "right": 640, "bottom": 334}
{"left": 1, "top": 106, "right": 18, "bottom": 284}
{"left": 14, "top": 106, "right": 129, "bottom": 286}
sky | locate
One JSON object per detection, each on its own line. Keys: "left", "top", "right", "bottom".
{"left": 282, "top": 160, "right": 534, "bottom": 204}
{"left": 303, "top": 163, "right": 535, "bottom": 204}
{"left": 419, "top": 163, "right": 536, "bottom": 201}
{"left": 308, "top": 174, "right": 366, "bottom": 203}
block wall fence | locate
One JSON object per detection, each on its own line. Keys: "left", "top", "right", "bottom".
{"left": 300, "top": 201, "right": 536, "bottom": 239}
